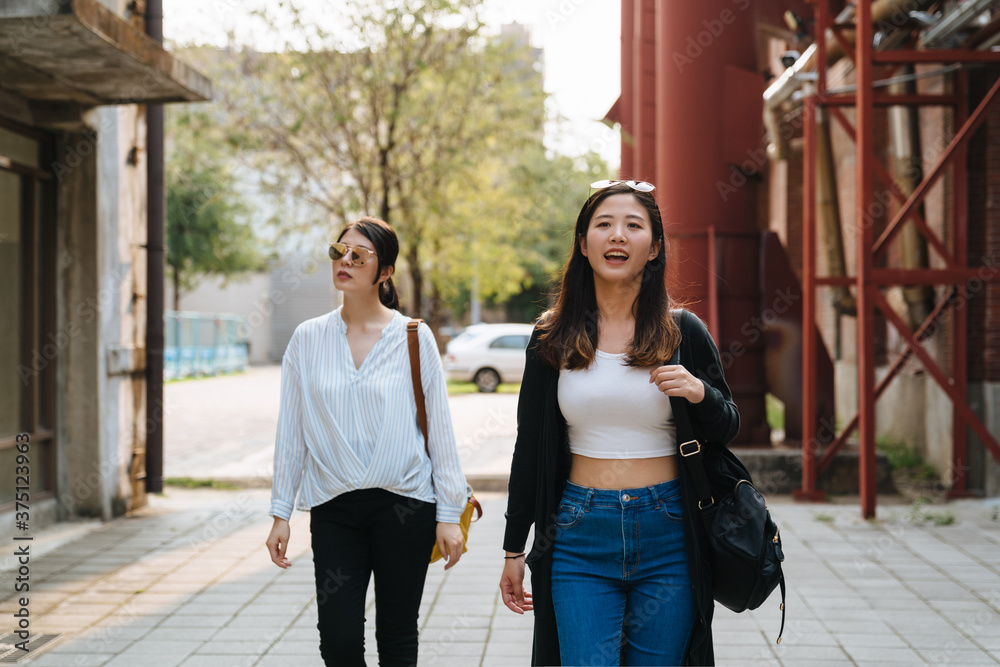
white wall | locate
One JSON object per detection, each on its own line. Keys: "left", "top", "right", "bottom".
{"left": 166, "top": 273, "right": 273, "bottom": 365}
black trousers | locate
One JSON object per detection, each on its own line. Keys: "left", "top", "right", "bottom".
{"left": 310, "top": 488, "right": 437, "bottom": 667}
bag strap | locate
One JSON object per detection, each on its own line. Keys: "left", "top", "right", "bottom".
{"left": 406, "top": 319, "right": 429, "bottom": 455}
{"left": 777, "top": 573, "right": 786, "bottom": 644}
{"left": 676, "top": 403, "right": 715, "bottom": 510}
{"left": 469, "top": 496, "right": 484, "bottom": 521}
{"left": 673, "top": 310, "right": 715, "bottom": 510}
{"left": 406, "top": 318, "right": 482, "bottom": 522}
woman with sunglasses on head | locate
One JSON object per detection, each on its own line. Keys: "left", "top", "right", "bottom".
{"left": 265, "top": 216, "right": 468, "bottom": 667}
{"left": 498, "top": 181, "right": 740, "bottom": 666}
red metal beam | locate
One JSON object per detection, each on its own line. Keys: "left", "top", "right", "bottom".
{"left": 871, "top": 268, "right": 983, "bottom": 284}
{"left": 857, "top": 0, "right": 877, "bottom": 519}
{"left": 798, "top": 96, "right": 822, "bottom": 501}
{"left": 796, "top": 0, "right": 827, "bottom": 503}
{"left": 874, "top": 74, "right": 1000, "bottom": 258}
{"left": 827, "top": 105, "right": 956, "bottom": 267}
{"left": 874, "top": 49, "right": 1000, "bottom": 64}
{"left": 951, "top": 69, "right": 972, "bottom": 498}
{"left": 818, "top": 270, "right": 984, "bottom": 285}
{"left": 873, "top": 290, "right": 1000, "bottom": 466}
{"left": 830, "top": 23, "right": 855, "bottom": 66}
{"left": 823, "top": 94, "right": 960, "bottom": 107}
{"left": 816, "top": 287, "right": 958, "bottom": 475}
{"left": 620, "top": 0, "right": 635, "bottom": 177}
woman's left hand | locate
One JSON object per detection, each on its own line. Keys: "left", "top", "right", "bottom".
{"left": 436, "top": 522, "right": 464, "bottom": 570}
{"left": 649, "top": 364, "right": 706, "bottom": 403}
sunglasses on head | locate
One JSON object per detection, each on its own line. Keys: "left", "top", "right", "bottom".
{"left": 590, "top": 179, "right": 656, "bottom": 193}
{"left": 329, "top": 242, "right": 377, "bottom": 266}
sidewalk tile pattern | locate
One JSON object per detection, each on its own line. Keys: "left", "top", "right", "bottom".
{"left": 1, "top": 489, "right": 998, "bottom": 666}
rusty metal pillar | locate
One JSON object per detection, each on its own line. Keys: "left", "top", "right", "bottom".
{"left": 653, "top": 0, "right": 767, "bottom": 444}
{"left": 856, "top": 0, "right": 877, "bottom": 519}
{"left": 620, "top": 0, "right": 636, "bottom": 177}
{"left": 951, "top": 69, "right": 972, "bottom": 497}
{"left": 800, "top": 93, "right": 820, "bottom": 500}
{"left": 632, "top": 0, "right": 657, "bottom": 181}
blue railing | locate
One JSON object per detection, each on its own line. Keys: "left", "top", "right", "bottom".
{"left": 164, "top": 311, "right": 249, "bottom": 380}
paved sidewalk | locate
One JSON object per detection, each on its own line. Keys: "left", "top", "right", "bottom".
{"left": 2, "top": 487, "right": 999, "bottom": 666}
{"left": 3, "top": 369, "right": 999, "bottom": 665}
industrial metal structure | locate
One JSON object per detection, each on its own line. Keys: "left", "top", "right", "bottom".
{"left": 614, "top": 0, "right": 1000, "bottom": 517}
{"left": 797, "top": 0, "right": 1000, "bottom": 516}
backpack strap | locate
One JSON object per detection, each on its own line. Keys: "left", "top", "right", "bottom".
{"left": 406, "top": 319, "right": 429, "bottom": 455}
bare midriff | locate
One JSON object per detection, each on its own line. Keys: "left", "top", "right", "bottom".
{"left": 568, "top": 454, "right": 678, "bottom": 490}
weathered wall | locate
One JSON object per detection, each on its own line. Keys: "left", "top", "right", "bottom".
{"left": 56, "top": 104, "right": 147, "bottom": 521}
{"left": 101, "top": 105, "right": 147, "bottom": 516}
{"left": 57, "top": 125, "right": 104, "bottom": 519}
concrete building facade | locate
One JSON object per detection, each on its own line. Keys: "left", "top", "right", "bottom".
{"left": 0, "top": 0, "right": 209, "bottom": 538}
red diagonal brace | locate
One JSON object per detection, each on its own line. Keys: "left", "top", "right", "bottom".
{"left": 873, "top": 290, "right": 1000, "bottom": 466}
{"left": 816, "top": 287, "right": 958, "bottom": 475}
{"left": 874, "top": 74, "right": 1000, "bottom": 257}
{"left": 826, "top": 106, "right": 955, "bottom": 267}
{"left": 830, "top": 25, "right": 855, "bottom": 66}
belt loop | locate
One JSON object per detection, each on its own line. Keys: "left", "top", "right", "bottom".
{"left": 647, "top": 482, "right": 660, "bottom": 505}
{"left": 585, "top": 488, "right": 595, "bottom": 511}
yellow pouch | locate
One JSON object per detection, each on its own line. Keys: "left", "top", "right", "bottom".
{"left": 430, "top": 493, "right": 482, "bottom": 563}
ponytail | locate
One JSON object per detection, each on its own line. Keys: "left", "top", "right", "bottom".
{"left": 380, "top": 277, "right": 400, "bottom": 310}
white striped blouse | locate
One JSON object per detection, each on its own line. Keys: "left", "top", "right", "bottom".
{"left": 269, "top": 307, "right": 468, "bottom": 523}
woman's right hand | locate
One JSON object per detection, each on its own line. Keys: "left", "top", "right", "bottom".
{"left": 266, "top": 517, "right": 292, "bottom": 568}
{"left": 499, "top": 553, "right": 533, "bottom": 614}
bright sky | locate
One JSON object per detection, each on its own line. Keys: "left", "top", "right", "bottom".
{"left": 162, "top": 0, "right": 622, "bottom": 169}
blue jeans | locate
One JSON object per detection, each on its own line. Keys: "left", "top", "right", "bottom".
{"left": 551, "top": 478, "right": 696, "bottom": 666}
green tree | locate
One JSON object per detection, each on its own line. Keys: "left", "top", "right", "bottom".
{"left": 191, "top": 1, "right": 552, "bottom": 321}
{"left": 165, "top": 137, "right": 267, "bottom": 310}
{"left": 171, "top": 2, "right": 610, "bottom": 331}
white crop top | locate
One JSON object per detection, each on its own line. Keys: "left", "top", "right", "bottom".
{"left": 558, "top": 349, "right": 676, "bottom": 459}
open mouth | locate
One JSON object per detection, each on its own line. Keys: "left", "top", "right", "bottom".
{"left": 604, "top": 249, "right": 629, "bottom": 264}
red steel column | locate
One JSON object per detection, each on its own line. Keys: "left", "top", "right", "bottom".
{"left": 620, "top": 0, "right": 636, "bottom": 177}
{"left": 951, "top": 68, "right": 971, "bottom": 497}
{"left": 800, "top": 92, "right": 820, "bottom": 498}
{"left": 856, "top": 1, "right": 877, "bottom": 519}
{"left": 653, "top": 0, "right": 764, "bottom": 444}
{"left": 634, "top": 0, "right": 657, "bottom": 180}
{"left": 798, "top": 0, "right": 827, "bottom": 501}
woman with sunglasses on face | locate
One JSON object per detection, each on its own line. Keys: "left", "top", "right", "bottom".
{"left": 265, "top": 216, "right": 468, "bottom": 667}
{"left": 498, "top": 181, "right": 740, "bottom": 666}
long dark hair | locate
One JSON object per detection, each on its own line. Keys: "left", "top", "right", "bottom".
{"left": 337, "top": 216, "right": 400, "bottom": 310}
{"left": 535, "top": 182, "right": 680, "bottom": 370}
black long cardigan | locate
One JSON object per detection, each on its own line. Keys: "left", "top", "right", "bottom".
{"left": 502, "top": 309, "right": 741, "bottom": 666}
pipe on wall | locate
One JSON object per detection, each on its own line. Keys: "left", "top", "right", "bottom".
{"left": 145, "top": 0, "right": 164, "bottom": 494}
{"left": 888, "top": 67, "right": 934, "bottom": 330}
{"left": 764, "top": 0, "right": 940, "bottom": 159}
{"left": 814, "top": 105, "right": 857, "bottom": 318}
{"left": 922, "top": 0, "right": 1000, "bottom": 47}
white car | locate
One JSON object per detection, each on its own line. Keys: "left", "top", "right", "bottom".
{"left": 443, "top": 323, "right": 535, "bottom": 392}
